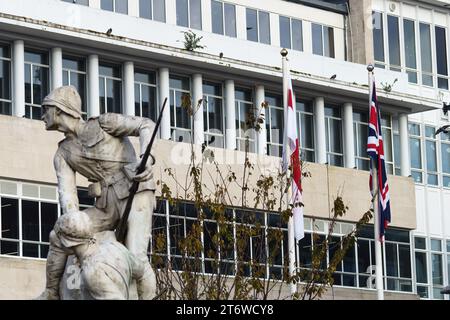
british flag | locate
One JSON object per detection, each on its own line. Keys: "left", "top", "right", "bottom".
{"left": 367, "top": 78, "right": 391, "bottom": 241}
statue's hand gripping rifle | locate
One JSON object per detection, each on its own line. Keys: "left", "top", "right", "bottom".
{"left": 116, "top": 98, "right": 168, "bottom": 244}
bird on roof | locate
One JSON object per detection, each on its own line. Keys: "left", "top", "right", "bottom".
{"left": 330, "top": 74, "right": 337, "bottom": 80}
{"left": 106, "top": 28, "right": 112, "bottom": 36}
{"left": 443, "top": 102, "right": 450, "bottom": 115}
{"left": 435, "top": 125, "right": 450, "bottom": 137}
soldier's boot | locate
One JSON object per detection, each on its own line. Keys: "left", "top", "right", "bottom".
{"left": 136, "top": 263, "right": 156, "bottom": 300}
{"left": 35, "top": 232, "right": 67, "bottom": 300}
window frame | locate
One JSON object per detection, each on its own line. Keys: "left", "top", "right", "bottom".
{"left": 134, "top": 68, "right": 158, "bottom": 121}
{"left": 99, "top": 62, "right": 123, "bottom": 114}
{"left": 24, "top": 48, "right": 50, "bottom": 120}
{"left": 62, "top": 55, "right": 87, "bottom": 119}
{"left": 0, "top": 43, "right": 12, "bottom": 116}
{"left": 202, "top": 80, "right": 225, "bottom": 148}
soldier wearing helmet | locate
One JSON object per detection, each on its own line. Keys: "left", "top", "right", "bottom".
{"left": 38, "top": 85, "right": 156, "bottom": 300}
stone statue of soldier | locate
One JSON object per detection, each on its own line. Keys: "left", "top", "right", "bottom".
{"left": 37, "top": 85, "right": 156, "bottom": 300}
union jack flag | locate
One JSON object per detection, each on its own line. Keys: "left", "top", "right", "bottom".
{"left": 367, "top": 78, "right": 391, "bottom": 241}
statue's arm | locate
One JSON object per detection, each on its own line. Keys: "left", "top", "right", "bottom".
{"left": 54, "top": 150, "right": 79, "bottom": 214}
{"left": 99, "top": 113, "right": 155, "bottom": 157}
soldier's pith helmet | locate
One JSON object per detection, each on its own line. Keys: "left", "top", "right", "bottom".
{"left": 54, "top": 211, "right": 94, "bottom": 248}
{"left": 42, "top": 85, "right": 82, "bottom": 119}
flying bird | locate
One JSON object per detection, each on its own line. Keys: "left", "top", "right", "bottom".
{"left": 435, "top": 125, "right": 450, "bottom": 137}
{"left": 106, "top": 28, "right": 112, "bottom": 36}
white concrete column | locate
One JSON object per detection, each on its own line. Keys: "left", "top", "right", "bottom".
{"left": 255, "top": 85, "right": 266, "bottom": 155}
{"left": 314, "top": 97, "right": 327, "bottom": 164}
{"left": 159, "top": 67, "right": 171, "bottom": 140}
{"left": 399, "top": 113, "right": 411, "bottom": 177}
{"left": 343, "top": 102, "right": 355, "bottom": 168}
{"left": 51, "top": 47, "right": 63, "bottom": 90}
{"left": 88, "top": 54, "right": 100, "bottom": 117}
{"left": 192, "top": 73, "right": 204, "bottom": 145}
{"left": 123, "top": 61, "right": 135, "bottom": 116}
{"left": 225, "top": 80, "right": 236, "bottom": 150}
{"left": 13, "top": 40, "right": 25, "bottom": 117}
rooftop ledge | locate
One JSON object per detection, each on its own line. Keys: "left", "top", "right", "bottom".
{"left": 0, "top": 0, "right": 442, "bottom": 114}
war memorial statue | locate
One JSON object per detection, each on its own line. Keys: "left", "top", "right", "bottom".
{"left": 36, "top": 85, "right": 157, "bottom": 300}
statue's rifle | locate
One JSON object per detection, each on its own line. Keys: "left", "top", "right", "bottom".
{"left": 116, "top": 97, "right": 168, "bottom": 244}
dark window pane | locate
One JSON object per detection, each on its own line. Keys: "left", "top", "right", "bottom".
{"left": 0, "top": 60, "right": 11, "bottom": 100}
{"left": 404, "top": 19, "right": 417, "bottom": 70}
{"left": 420, "top": 23, "right": 433, "bottom": 75}
{"left": 211, "top": 0, "right": 223, "bottom": 35}
{"left": 154, "top": 0, "right": 165, "bottom": 22}
{"left": 1, "top": 198, "right": 19, "bottom": 239}
{"left": 23, "top": 243, "right": 39, "bottom": 258}
{"left": 32, "top": 66, "right": 49, "bottom": 105}
{"left": 298, "top": 233, "right": 312, "bottom": 268}
{"left": 279, "top": 16, "right": 291, "bottom": 49}
{"left": 246, "top": 8, "right": 258, "bottom": 42}
{"left": 224, "top": 3, "right": 236, "bottom": 37}
{"left": 399, "top": 244, "right": 411, "bottom": 278}
{"left": 115, "top": 0, "right": 128, "bottom": 14}
{"left": 190, "top": 0, "right": 202, "bottom": 30}
{"left": 101, "top": 0, "right": 114, "bottom": 11}
{"left": 176, "top": 0, "right": 188, "bottom": 27}
{"left": 435, "top": 26, "right": 448, "bottom": 76}
{"left": 258, "top": 11, "right": 270, "bottom": 44}
{"left": 22, "top": 200, "right": 39, "bottom": 241}
{"left": 292, "top": 19, "right": 303, "bottom": 51}
{"left": 41, "top": 203, "right": 58, "bottom": 243}
{"left": 0, "top": 240, "right": 18, "bottom": 255}
{"left": 312, "top": 23, "right": 323, "bottom": 56}
{"left": 324, "top": 27, "right": 334, "bottom": 58}
{"left": 373, "top": 12, "right": 385, "bottom": 62}
{"left": 385, "top": 242, "right": 398, "bottom": 277}
{"left": 387, "top": 15, "right": 401, "bottom": 67}
{"left": 139, "top": 0, "right": 152, "bottom": 19}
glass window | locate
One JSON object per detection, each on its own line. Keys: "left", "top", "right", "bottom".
{"left": 420, "top": 23, "right": 433, "bottom": 87}
{"left": 0, "top": 43, "right": 11, "bottom": 115}
{"left": 381, "top": 114, "right": 394, "bottom": 174}
{"left": 246, "top": 8, "right": 270, "bottom": 44}
{"left": 99, "top": 62, "right": 122, "bottom": 114}
{"left": 101, "top": 0, "right": 128, "bottom": 14}
{"left": 280, "top": 16, "right": 303, "bottom": 52}
{"left": 353, "top": 110, "right": 369, "bottom": 171}
{"left": 415, "top": 236, "right": 426, "bottom": 250}
{"left": 435, "top": 26, "right": 448, "bottom": 90}
{"left": 24, "top": 49, "right": 49, "bottom": 120}
{"left": 139, "top": 0, "right": 166, "bottom": 22}
{"left": 373, "top": 11, "right": 385, "bottom": 68}
{"left": 415, "top": 252, "right": 428, "bottom": 283}
{"left": 134, "top": 69, "right": 157, "bottom": 120}
{"left": 170, "top": 75, "right": 191, "bottom": 143}
{"left": 403, "top": 19, "right": 417, "bottom": 83}
{"left": 211, "top": 1, "right": 236, "bottom": 37}
{"left": 203, "top": 81, "right": 224, "bottom": 148}
{"left": 387, "top": 15, "right": 401, "bottom": 71}
{"left": 312, "top": 24, "right": 334, "bottom": 58}
{"left": 325, "top": 105, "right": 343, "bottom": 167}
{"left": 425, "top": 126, "right": 438, "bottom": 186}
{"left": 409, "top": 123, "right": 423, "bottom": 183}
{"left": 441, "top": 132, "right": 450, "bottom": 188}
{"left": 63, "top": 55, "right": 87, "bottom": 119}
{"left": 176, "top": 0, "right": 201, "bottom": 30}
{"left": 0, "top": 197, "right": 19, "bottom": 256}
{"left": 265, "top": 93, "right": 283, "bottom": 157}
{"left": 297, "top": 101, "right": 314, "bottom": 162}
{"left": 235, "top": 87, "right": 255, "bottom": 153}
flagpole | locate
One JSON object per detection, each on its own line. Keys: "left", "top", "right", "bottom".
{"left": 282, "top": 48, "right": 297, "bottom": 297}
{"left": 368, "top": 64, "right": 384, "bottom": 300}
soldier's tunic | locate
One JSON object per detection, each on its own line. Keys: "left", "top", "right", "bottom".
{"left": 54, "top": 113, "right": 155, "bottom": 234}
